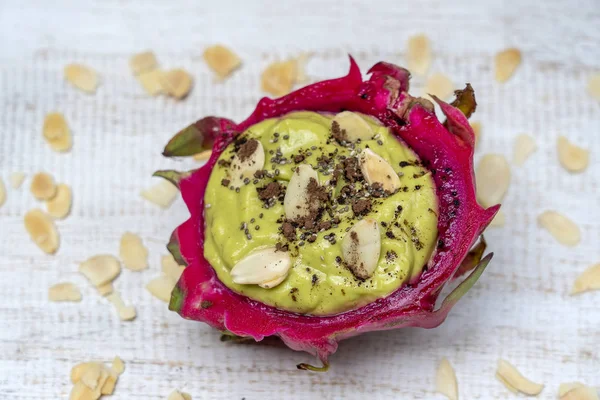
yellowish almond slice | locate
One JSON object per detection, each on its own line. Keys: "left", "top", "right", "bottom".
{"left": 146, "top": 275, "right": 176, "bottom": 302}
{"left": 9, "top": 172, "right": 26, "bottom": 189}
{"left": 79, "top": 255, "right": 121, "bottom": 287}
{"left": 284, "top": 164, "right": 319, "bottom": 220}
{"left": 341, "top": 218, "right": 381, "bottom": 279}
{"left": 359, "top": 148, "right": 401, "bottom": 193}
{"left": 168, "top": 390, "right": 193, "bottom": 400}
{"left": 64, "top": 64, "right": 99, "bottom": 94}
{"left": 118, "top": 306, "right": 136, "bottom": 321}
{"left": 129, "top": 51, "right": 158, "bottom": 75}
{"left": 24, "top": 209, "right": 60, "bottom": 254}
{"left": 559, "top": 382, "right": 586, "bottom": 397}
{"left": 141, "top": 180, "right": 179, "bottom": 208}
{"left": 193, "top": 150, "right": 212, "bottom": 161}
{"left": 571, "top": 263, "right": 600, "bottom": 295}
{"left": 587, "top": 73, "right": 600, "bottom": 100}
{"left": 557, "top": 136, "right": 589, "bottom": 173}
{"left": 561, "top": 386, "right": 600, "bottom": 400}
{"left": 229, "top": 139, "right": 265, "bottom": 186}
{"left": 489, "top": 209, "right": 506, "bottom": 227}
{"left": 161, "top": 69, "right": 193, "bottom": 99}
{"left": 230, "top": 247, "right": 291, "bottom": 288}
{"left": 30, "top": 172, "right": 57, "bottom": 200}
{"left": 43, "top": 112, "right": 72, "bottom": 152}
{"left": 80, "top": 363, "right": 103, "bottom": 390}
{"left": 69, "top": 380, "right": 98, "bottom": 400}
{"left": 138, "top": 69, "right": 164, "bottom": 96}
{"left": 119, "top": 232, "right": 149, "bottom": 271}
{"left": 106, "top": 292, "right": 136, "bottom": 321}
{"left": 513, "top": 134, "right": 537, "bottom": 166}
{"left": 496, "top": 359, "right": 544, "bottom": 396}
{"left": 470, "top": 121, "right": 482, "bottom": 144}
{"left": 100, "top": 372, "right": 118, "bottom": 396}
{"left": 495, "top": 48, "right": 522, "bottom": 83}
{"left": 332, "top": 111, "right": 374, "bottom": 142}
{"left": 71, "top": 362, "right": 103, "bottom": 384}
{"left": 97, "top": 283, "right": 113, "bottom": 296}
{"left": 261, "top": 59, "right": 297, "bottom": 97}
{"left": 46, "top": 183, "right": 72, "bottom": 219}
{"left": 537, "top": 210, "right": 581, "bottom": 247}
{"left": 424, "top": 73, "right": 454, "bottom": 101}
{"left": 436, "top": 358, "right": 458, "bottom": 400}
{"left": 0, "top": 177, "right": 5, "bottom": 208}
{"left": 111, "top": 356, "right": 125, "bottom": 375}
{"left": 161, "top": 254, "right": 185, "bottom": 282}
{"left": 48, "top": 282, "right": 81, "bottom": 302}
{"left": 475, "top": 154, "right": 510, "bottom": 207}
{"left": 203, "top": 45, "right": 242, "bottom": 80}
{"left": 407, "top": 34, "right": 432, "bottom": 76}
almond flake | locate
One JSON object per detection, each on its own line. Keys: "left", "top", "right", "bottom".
{"left": 161, "top": 254, "right": 185, "bottom": 282}
{"left": 24, "top": 209, "right": 60, "bottom": 254}
{"left": 229, "top": 139, "right": 265, "bottom": 186}
{"left": 495, "top": 48, "right": 522, "bottom": 83}
{"left": 30, "top": 172, "right": 58, "bottom": 200}
{"left": 261, "top": 59, "right": 297, "bottom": 97}
{"left": 359, "top": 148, "right": 401, "bottom": 192}
{"left": 513, "top": 134, "right": 537, "bottom": 166}
{"left": 119, "top": 232, "right": 149, "bottom": 271}
{"left": 203, "top": 45, "right": 242, "bottom": 80}
{"left": 332, "top": 111, "right": 374, "bottom": 142}
{"left": 111, "top": 357, "right": 125, "bottom": 375}
{"left": 141, "top": 180, "right": 179, "bottom": 208}
{"left": 46, "top": 183, "right": 72, "bottom": 219}
{"left": 537, "top": 210, "right": 581, "bottom": 247}
{"left": 64, "top": 64, "right": 99, "bottom": 94}
{"left": 341, "top": 218, "right": 381, "bottom": 279}
{"left": 495, "top": 359, "right": 544, "bottom": 396}
{"left": 138, "top": 69, "right": 164, "bottom": 96}
{"left": 161, "top": 69, "right": 193, "bottom": 99}
{"left": 97, "top": 283, "right": 113, "bottom": 296}
{"left": 571, "top": 264, "right": 600, "bottom": 295}
{"left": 129, "top": 51, "right": 158, "bottom": 75}
{"left": 100, "top": 373, "right": 118, "bottom": 396}
{"left": 424, "top": 73, "right": 454, "bottom": 101}
{"left": 435, "top": 358, "right": 458, "bottom": 400}
{"left": 80, "top": 363, "right": 103, "bottom": 389}
{"left": 0, "top": 178, "right": 5, "bottom": 208}
{"left": 193, "top": 150, "right": 212, "bottom": 161}
{"left": 71, "top": 362, "right": 103, "bottom": 384}
{"left": 475, "top": 154, "right": 510, "bottom": 208}
{"left": 230, "top": 247, "right": 291, "bottom": 288}
{"left": 169, "top": 390, "right": 192, "bottom": 400}
{"left": 557, "top": 136, "right": 589, "bottom": 173}
{"left": 69, "top": 380, "right": 98, "bottom": 400}
{"left": 9, "top": 172, "right": 26, "bottom": 189}
{"left": 559, "top": 382, "right": 585, "bottom": 397}
{"left": 146, "top": 275, "right": 176, "bottom": 302}
{"left": 587, "top": 73, "right": 600, "bottom": 100}
{"left": 284, "top": 164, "right": 319, "bottom": 220}
{"left": 489, "top": 209, "right": 506, "bottom": 227}
{"left": 560, "top": 386, "right": 600, "bottom": 400}
{"left": 470, "top": 121, "right": 482, "bottom": 144}
{"left": 79, "top": 255, "right": 121, "bottom": 287}
{"left": 407, "top": 34, "right": 432, "bottom": 76}
{"left": 43, "top": 112, "right": 72, "bottom": 152}
{"left": 106, "top": 292, "right": 136, "bottom": 321}
{"left": 48, "top": 282, "right": 81, "bottom": 302}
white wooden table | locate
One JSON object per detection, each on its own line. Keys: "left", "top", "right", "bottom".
{"left": 0, "top": 1, "right": 598, "bottom": 398}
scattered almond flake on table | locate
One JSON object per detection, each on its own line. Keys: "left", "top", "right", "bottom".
{"left": 537, "top": 210, "right": 581, "bottom": 247}
{"left": 407, "top": 34, "right": 431, "bottom": 76}
{"left": 138, "top": 69, "right": 164, "bottom": 96}
{"left": 495, "top": 359, "right": 544, "bottom": 396}
{"left": 64, "top": 63, "right": 100, "bottom": 94}
{"left": 557, "top": 136, "right": 590, "bottom": 173}
{"left": 261, "top": 59, "right": 298, "bottom": 97}
{"left": 69, "top": 360, "right": 120, "bottom": 399}
{"left": 46, "top": 183, "right": 72, "bottom": 219}
{"left": 106, "top": 291, "right": 137, "bottom": 321}
{"left": 162, "top": 254, "right": 185, "bottom": 281}
{"left": 489, "top": 209, "right": 506, "bottom": 227}
{"left": 513, "top": 134, "right": 537, "bottom": 166}
{"left": 560, "top": 386, "right": 600, "bottom": 400}
{"left": 48, "top": 282, "right": 82, "bottom": 302}
{"left": 119, "top": 232, "right": 149, "bottom": 271}
{"left": 203, "top": 44, "right": 242, "bottom": 80}
{"left": 470, "top": 121, "right": 481, "bottom": 144}
{"left": 168, "top": 390, "right": 192, "bottom": 400}
{"left": 97, "top": 283, "right": 113, "bottom": 296}
{"left": 146, "top": 275, "right": 176, "bottom": 302}
{"left": 435, "top": 358, "right": 458, "bottom": 400}
{"left": 587, "top": 73, "right": 600, "bottom": 100}
{"left": 30, "top": 172, "right": 57, "bottom": 200}
{"left": 0, "top": 177, "right": 5, "bottom": 208}
{"left": 475, "top": 154, "right": 510, "bottom": 207}
{"left": 9, "top": 172, "right": 26, "bottom": 189}
{"left": 111, "top": 357, "right": 125, "bottom": 375}
{"left": 193, "top": 150, "right": 212, "bottom": 161}
{"left": 42, "top": 112, "right": 72, "bottom": 152}
{"left": 494, "top": 48, "right": 522, "bottom": 83}
{"left": 424, "top": 73, "right": 454, "bottom": 101}
{"left": 24, "top": 209, "right": 60, "bottom": 254}
{"left": 141, "top": 179, "right": 179, "bottom": 208}
{"left": 571, "top": 264, "right": 600, "bottom": 295}
{"left": 129, "top": 51, "right": 158, "bottom": 75}
{"left": 79, "top": 255, "right": 121, "bottom": 287}
{"left": 161, "top": 69, "right": 193, "bottom": 99}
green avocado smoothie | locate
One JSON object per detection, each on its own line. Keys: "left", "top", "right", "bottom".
{"left": 203, "top": 111, "right": 438, "bottom": 315}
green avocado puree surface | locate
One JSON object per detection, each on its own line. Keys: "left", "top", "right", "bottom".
{"left": 203, "top": 111, "right": 438, "bottom": 315}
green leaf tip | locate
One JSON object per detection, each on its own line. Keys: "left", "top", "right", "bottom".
{"left": 167, "top": 230, "right": 187, "bottom": 266}
{"left": 168, "top": 285, "right": 184, "bottom": 313}
{"left": 153, "top": 169, "right": 193, "bottom": 189}
{"left": 450, "top": 83, "right": 477, "bottom": 119}
{"left": 296, "top": 361, "right": 330, "bottom": 372}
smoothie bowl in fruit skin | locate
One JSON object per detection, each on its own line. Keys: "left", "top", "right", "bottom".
{"left": 157, "top": 57, "right": 499, "bottom": 371}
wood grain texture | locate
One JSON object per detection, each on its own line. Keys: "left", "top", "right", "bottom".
{"left": 0, "top": 0, "right": 599, "bottom": 398}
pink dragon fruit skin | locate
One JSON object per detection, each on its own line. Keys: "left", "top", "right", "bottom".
{"left": 160, "top": 57, "right": 499, "bottom": 371}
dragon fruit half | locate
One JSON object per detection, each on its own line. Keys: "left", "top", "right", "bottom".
{"left": 156, "top": 57, "right": 499, "bottom": 371}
